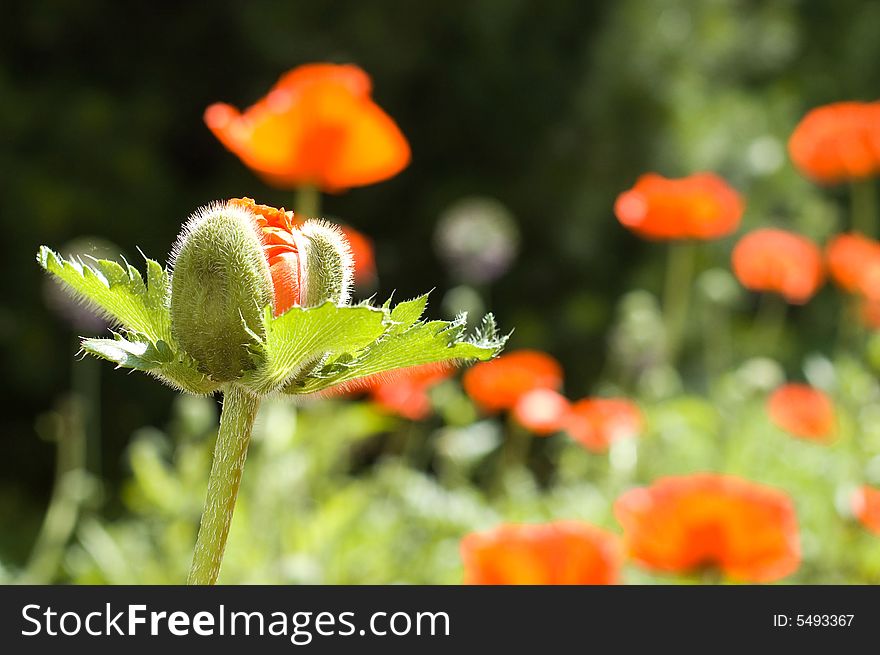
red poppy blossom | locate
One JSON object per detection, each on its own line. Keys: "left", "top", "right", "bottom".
{"left": 767, "top": 383, "right": 836, "bottom": 442}
{"left": 614, "top": 474, "right": 800, "bottom": 582}
{"left": 229, "top": 197, "right": 308, "bottom": 315}
{"left": 205, "top": 63, "right": 410, "bottom": 192}
{"left": 851, "top": 486, "right": 880, "bottom": 535}
{"left": 860, "top": 298, "right": 880, "bottom": 330}
{"left": 461, "top": 521, "right": 621, "bottom": 585}
{"left": 230, "top": 197, "right": 381, "bottom": 313}
{"left": 825, "top": 232, "right": 880, "bottom": 300}
{"left": 367, "top": 365, "right": 452, "bottom": 420}
{"left": 614, "top": 173, "right": 744, "bottom": 240}
{"left": 462, "top": 350, "right": 563, "bottom": 413}
{"left": 512, "top": 388, "right": 571, "bottom": 436}
{"left": 788, "top": 101, "right": 880, "bottom": 184}
{"left": 731, "top": 229, "right": 825, "bottom": 304}
{"left": 564, "top": 398, "right": 643, "bottom": 453}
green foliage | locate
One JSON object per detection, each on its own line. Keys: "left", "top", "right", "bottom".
{"left": 38, "top": 248, "right": 506, "bottom": 399}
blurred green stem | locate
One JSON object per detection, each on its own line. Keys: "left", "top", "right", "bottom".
{"left": 702, "top": 303, "right": 731, "bottom": 381}
{"left": 296, "top": 184, "right": 321, "bottom": 219}
{"left": 73, "top": 351, "right": 102, "bottom": 479}
{"left": 851, "top": 179, "right": 878, "bottom": 237}
{"left": 20, "top": 396, "right": 87, "bottom": 583}
{"left": 756, "top": 292, "right": 787, "bottom": 354}
{"left": 493, "top": 417, "right": 532, "bottom": 492}
{"left": 188, "top": 385, "right": 260, "bottom": 585}
{"left": 663, "top": 241, "right": 696, "bottom": 363}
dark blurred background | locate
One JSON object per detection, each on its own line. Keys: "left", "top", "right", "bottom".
{"left": 2, "top": 0, "right": 880, "bottom": 565}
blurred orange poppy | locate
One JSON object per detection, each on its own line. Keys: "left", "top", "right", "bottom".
{"left": 826, "top": 232, "right": 880, "bottom": 292}
{"left": 614, "top": 473, "right": 800, "bottom": 582}
{"left": 462, "top": 350, "right": 563, "bottom": 413}
{"left": 851, "top": 486, "right": 880, "bottom": 535}
{"left": 860, "top": 297, "right": 880, "bottom": 330}
{"left": 367, "top": 365, "right": 452, "bottom": 420}
{"left": 564, "top": 398, "right": 643, "bottom": 453}
{"left": 614, "top": 173, "right": 744, "bottom": 240}
{"left": 205, "top": 63, "right": 410, "bottom": 191}
{"left": 788, "top": 101, "right": 880, "bottom": 184}
{"left": 825, "top": 232, "right": 880, "bottom": 300}
{"left": 461, "top": 521, "right": 621, "bottom": 585}
{"left": 731, "top": 228, "right": 824, "bottom": 304}
{"left": 512, "top": 388, "right": 571, "bottom": 436}
{"left": 767, "top": 383, "right": 835, "bottom": 442}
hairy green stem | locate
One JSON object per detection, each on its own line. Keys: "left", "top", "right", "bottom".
{"left": 188, "top": 385, "right": 260, "bottom": 585}
{"left": 663, "top": 241, "right": 696, "bottom": 364}
{"left": 295, "top": 184, "right": 321, "bottom": 219}
{"left": 851, "top": 179, "right": 878, "bottom": 237}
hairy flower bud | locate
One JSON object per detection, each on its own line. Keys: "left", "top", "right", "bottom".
{"left": 297, "top": 220, "right": 353, "bottom": 307}
{"left": 169, "top": 199, "right": 355, "bottom": 383}
{"left": 227, "top": 197, "right": 353, "bottom": 311}
{"left": 170, "top": 202, "right": 274, "bottom": 382}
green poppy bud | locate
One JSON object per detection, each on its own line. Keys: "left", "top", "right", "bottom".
{"left": 170, "top": 202, "right": 274, "bottom": 382}
{"left": 298, "top": 220, "right": 354, "bottom": 307}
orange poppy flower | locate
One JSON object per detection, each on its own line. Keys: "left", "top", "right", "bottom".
{"left": 614, "top": 173, "right": 744, "bottom": 240}
{"left": 731, "top": 228, "right": 824, "bottom": 303}
{"left": 512, "top": 388, "right": 571, "bottom": 436}
{"left": 461, "top": 521, "right": 621, "bottom": 585}
{"left": 205, "top": 63, "right": 411, "bottom": 191}
{"left": 860, "top": 297, "right": 880, "bottom": 329}
{"left": 825, "top": 232, "right": 880, "bottom": 300}
{"left": 230, "top": 197, "right": 381, "bottom": 313}
{"left": 564, "top": 398, "right": 643, "bottom": 453}
{"left": 462, "top": 350, "right": 563, "bottom": 413}
{"left": 614, "top": 473, "right": 800, "bottom": 582}
{"left": 229, "top": 197, "right": 308, "bottom": 315}
{"left": 851, "top": 486, "right": 880, "bottom": 535}
{"left": 367, "top": 364, "right": 452, "bottom": 420}
{"left": 826, "top": 232, "right": 880, "bottom": 293}
{"left": 788, "top": 101, "right": 880, "bottom": 184}
{"left": 767, "top": 383, "right": 835, "bottom": 442}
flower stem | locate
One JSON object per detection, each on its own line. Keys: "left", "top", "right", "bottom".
{"left": 663, "top": 241, "right": 696, "bottom": 363}
{"left": 20, "top": 395, "right": 87, "bottom": 583}
{"left": 851, "top": 179, "right": 878, "bottom": 237}
{"left": 756, "top": 292, "right": 787, "bottom": 354}
{"left": 295, "top": 184, "right": 321, "bottom": 219}
{"left": 187, "top": 385, "right": 260, "bottom": 585}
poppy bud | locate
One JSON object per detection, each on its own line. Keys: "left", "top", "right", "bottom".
{"left": 170, "top": 202, "right": 274, "bottom": 382}
{"left": 297, "top": 220, "right": 353, "bottom": 307}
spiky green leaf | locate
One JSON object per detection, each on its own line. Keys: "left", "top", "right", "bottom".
{"left": 81, "top": 334, "right": 220, "bottom": 395}
{"left": 240, "top": 302, "right": 390, "bottom": 394}
{"left": 37, "top": 246, "right": 172, "bottom": 344}
{"left": 284, "top": 302, "right": 507, "bottom": 395}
